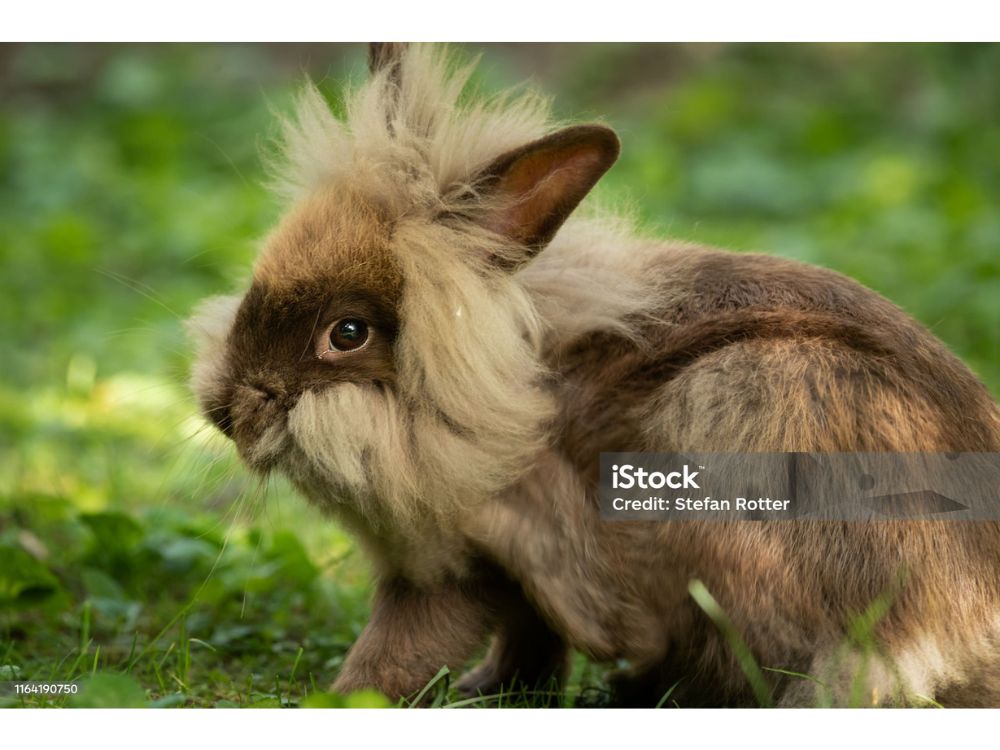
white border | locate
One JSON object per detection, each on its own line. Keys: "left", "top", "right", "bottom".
{"left": 4, "top": 707, "right": 997, "bottom": 748}
{"left": 3, "top": 1, "right": 1000, "bottom": 42}
{"left": 4, "top": 9, "right": 999, "bottom": 748}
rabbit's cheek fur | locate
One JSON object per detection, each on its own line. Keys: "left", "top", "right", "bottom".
{"left": 191, "top": 283, "right": 400, "bottom": 477}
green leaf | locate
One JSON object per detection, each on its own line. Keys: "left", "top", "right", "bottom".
{"left": 81, "top": 568, "right": 126, "bottom": 600}
{"left": 80, "top": 512, "right": 144, "bottom": 553}
{"left": 156, "top": 535, "right": 218, "bottom": 570}
{"left": 69, "top": 673, "right": 149, "bottom": 708}
{"left": 249, "top": 696, "right": 282, "bottom": 708}
{"left": 299, "top": 692, "right": 344, "bottom": 708}
{"left": 343, "top": 689, "right": 392, "bottom": 708}
{"left": 0, "top": 545, "right": 60, "bottom": 609}
{"left": 299, "top": 689, "right": 391, "bottom": 708}
{"left": 149, "top": 693, "right": 187, "bottom": 708}
{"left": 267, "top": 530, "right": 318, "bottom": 585}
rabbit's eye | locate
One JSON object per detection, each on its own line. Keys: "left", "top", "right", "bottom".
{"left": 329, "top": 318, "right": 369, "bottom": 351}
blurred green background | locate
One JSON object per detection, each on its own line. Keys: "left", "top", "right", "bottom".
{"left": 1, "top": 43, "right": 999, "bottom": 707}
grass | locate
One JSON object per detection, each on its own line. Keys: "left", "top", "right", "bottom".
{"left": 689, "top": 580, "right": 774, "bottom": 707}
{"left": 2, "top": 42, "right": 999, "bottom": 707}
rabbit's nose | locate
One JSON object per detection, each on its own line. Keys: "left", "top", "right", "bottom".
{"left": 230, "top": 381, "right": 288, "bottom": 427}
{"left": 249, "top": 381, "right": 278, "bottom": 402}
{"left": 205, "top": 383, "right": 277, "bottom": 440}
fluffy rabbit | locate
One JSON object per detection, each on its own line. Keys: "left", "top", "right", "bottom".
{"left": 189, "top": 43, "right": 1000, "bottom": 706}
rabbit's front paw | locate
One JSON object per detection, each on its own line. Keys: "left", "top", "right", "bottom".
{"left": 454, "top": 663, "right": 502, "bottom": 699}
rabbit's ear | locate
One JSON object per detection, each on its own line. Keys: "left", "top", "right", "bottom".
{"left": 474, "top": 124, "right": 620, "bottom": 268}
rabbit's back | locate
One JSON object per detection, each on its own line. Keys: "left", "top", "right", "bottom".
{"left": 549, "top": 243, "right": 1000, "bottom": 459}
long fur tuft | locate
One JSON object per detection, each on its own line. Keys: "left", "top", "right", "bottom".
{"left": 268, "top": 45, "right": 554, "bottom": 206}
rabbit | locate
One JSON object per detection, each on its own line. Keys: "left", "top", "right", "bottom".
{"left": 188, "top": 43, "right": 1000, "bottom": 706}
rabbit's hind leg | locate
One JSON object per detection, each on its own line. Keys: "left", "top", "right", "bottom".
{"left": 777, "top": 637, "right": 971, "bottom": 707}
{"left": 455, "top": 594, "right": 568, "bottom": 705}
{"left": 934, "top": 637, "right": 1000, "bottom": 707}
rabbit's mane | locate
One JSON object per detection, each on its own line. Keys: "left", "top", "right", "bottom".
{"left": 195, "top": 45, "right": 664, "bottom": 561}
{"left": 269, "top": 45, "right": 552, "bottom": 209}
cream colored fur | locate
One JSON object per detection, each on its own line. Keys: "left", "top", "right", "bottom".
{"left": 269, "top": 45, "right": 552, "bottom": 204}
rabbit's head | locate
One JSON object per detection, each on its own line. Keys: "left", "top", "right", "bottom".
{"left": 188, "top": 44, "right": 619, "bottom": 528}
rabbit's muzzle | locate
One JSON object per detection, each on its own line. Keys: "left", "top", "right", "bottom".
{"left": 211, "top": 380, "right": 293, "bottom": 472}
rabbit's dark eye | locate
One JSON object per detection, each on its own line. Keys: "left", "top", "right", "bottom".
{"left": 329, "top": 318, "right": 369, "bottom": 351}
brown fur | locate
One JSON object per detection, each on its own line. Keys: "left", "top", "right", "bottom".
{"left": 188, "top": 44, "right": 1000, "bottom": 706}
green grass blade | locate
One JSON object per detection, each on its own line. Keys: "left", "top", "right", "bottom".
{"left": 688, "top": 579, "right": 773, "bottom": 707}
{"left": 408, "top": 665, "right": 450, "bottom": 707}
